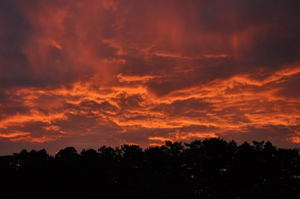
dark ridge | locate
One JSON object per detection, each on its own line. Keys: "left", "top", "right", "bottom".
{"left": 0, "top": 138, "right": 299, "bottom": 198}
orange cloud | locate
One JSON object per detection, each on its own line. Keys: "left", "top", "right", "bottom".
{"left": 0, "top": 131, "right": 30, "bottom": 138}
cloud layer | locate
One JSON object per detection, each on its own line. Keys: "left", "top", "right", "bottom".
{"left": 0, "top": 0, "right": 300, "bottom": 154}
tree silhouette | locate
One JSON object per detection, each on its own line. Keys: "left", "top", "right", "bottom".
{"left": 0, "top": 138, "right": 299, "bottom": 198}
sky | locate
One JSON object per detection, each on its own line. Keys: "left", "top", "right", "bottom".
{"left": 0, "top": 0, "right": 300, "bottom": 154}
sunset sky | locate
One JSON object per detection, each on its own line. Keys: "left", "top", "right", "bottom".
{"left": 1, "top": 0, "right": 300, "bottom": 154}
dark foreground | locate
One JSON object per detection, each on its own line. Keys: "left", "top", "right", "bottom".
{"left": 0, "top": 138, "right": 300, "bottom": 199}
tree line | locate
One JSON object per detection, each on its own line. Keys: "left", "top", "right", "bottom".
{"left": 0, "top": 138, "right": 300, "bottom": 198}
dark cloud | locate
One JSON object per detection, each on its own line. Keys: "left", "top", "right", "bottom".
{"left": 275, "top": 73, "right": 300, "bottom": 99}
{"left": 0, "top": 91, "right": 30, "bottom": 120}
{"left": 0, "top": 1, "right": 33, "bottom": 88}
{"left": 152, "top": 98, "right": 212, "bottom": 117}
{"left": 222, "top": 125, "right": 300, "bottom": 148}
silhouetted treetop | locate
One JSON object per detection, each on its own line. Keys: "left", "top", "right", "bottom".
{"left": 0, "top": 138, "right": 299, "bottom": 199}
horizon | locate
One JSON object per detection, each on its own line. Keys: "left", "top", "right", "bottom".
{"left": 2, "top": 137, "right": 300, "bottom": 156}
{"left": 1, "top": 137, "right": 300, "bottom": 157}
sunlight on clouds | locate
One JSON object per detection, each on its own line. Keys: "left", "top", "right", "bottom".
{"left": 0, "top": 0, "right": 300, "bottom": 153}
